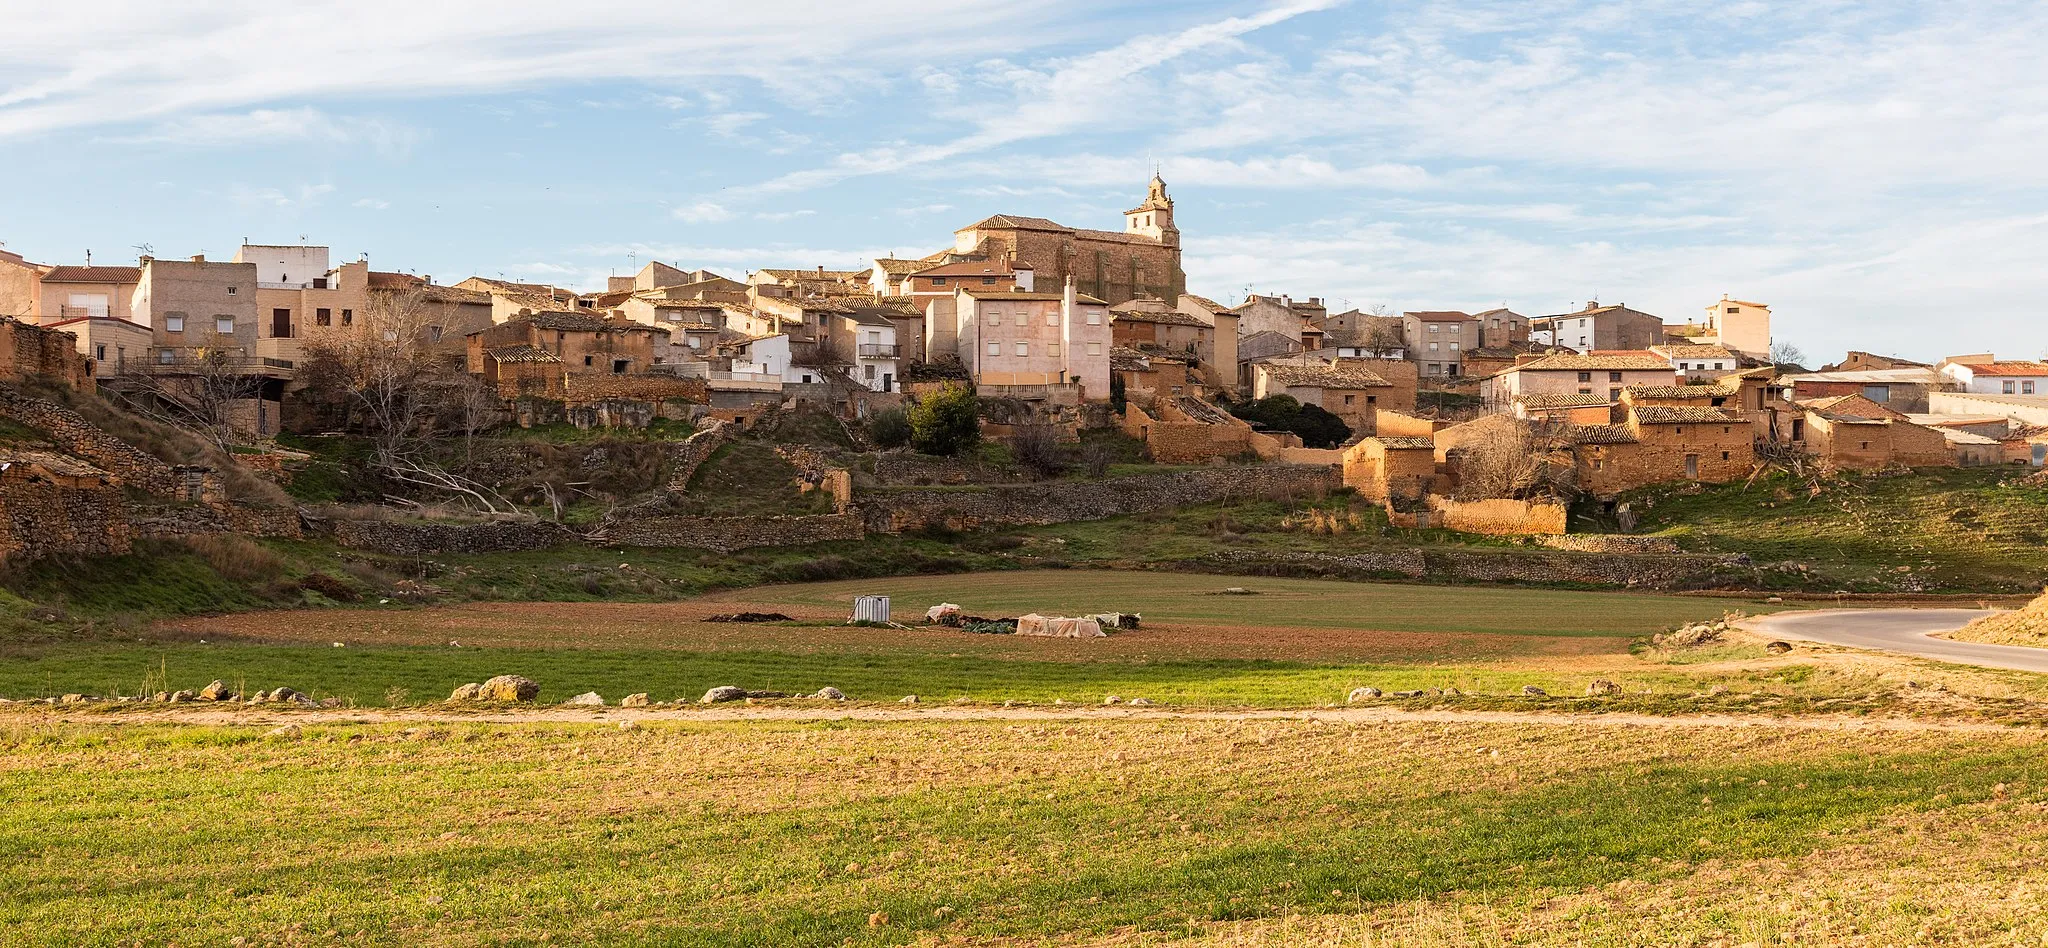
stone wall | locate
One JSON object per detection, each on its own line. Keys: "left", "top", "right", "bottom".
{"left": 131, "top": 503, "right": 304, "bottom": 540}
{"left": 864, "top": 465, "right": 1339, "bottom": 533}
{"left": 328, "top": 518, "right": 576, "bottom": 556}
{"left": 662, "top": 418, "right": 731, "bottom": 491}
{"left": 0, "top": 476, "right": 132, "bottom": 563}
{"left": 601, "top": 513, "right": 864, "bottom": 551}
{"left": 0, "top": 387, "right": 176, "bottom": 495}
{"left": 1193, "top": 547, "right": 1756, "bottom": 590}
{"left": 1425, "top": 495, "right": 1567, "bottom": 536}
{"left": 1536, "top": 534, "right": 1683, "bottom": 555}
{"left": 0, "top": 318, "right": 92, "bottom": 390}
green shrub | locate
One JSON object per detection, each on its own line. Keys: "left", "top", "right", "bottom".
{"left": 908, "top": 383, "right": 980, "bottom": 456}
{"left": 869, "top": 408, "right": 911, "bottom": 448}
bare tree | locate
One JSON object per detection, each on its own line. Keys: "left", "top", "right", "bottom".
{"left": 1771, "top": 341, "right": 1809, "bottom": 370}
{"left": 1450, "top": 418, "right": 1578, "bottom": 501}
{"left": 299, "top": 286, "right": 514, "bottom": 514}
{"left": 1358, "top": 318, "right": 1406, "bottom": 358}
{"left": 119, "top": 348, "right": 270, "bottom": 454}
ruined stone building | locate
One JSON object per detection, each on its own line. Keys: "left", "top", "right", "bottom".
{"left": 948, "top": 175, "right": 1184, "bottom": 307}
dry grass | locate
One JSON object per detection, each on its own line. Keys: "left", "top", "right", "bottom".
{"left": 1948, "top": 589, "right": 2048, "bottom": 648}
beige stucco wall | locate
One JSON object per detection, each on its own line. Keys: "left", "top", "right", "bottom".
{"left": 134, "top": 258, "right": 260, "bottom": 357}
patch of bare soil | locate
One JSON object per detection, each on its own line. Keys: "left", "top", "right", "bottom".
{"left": 162, "top": 602, "right": 1613, "bottom": 663}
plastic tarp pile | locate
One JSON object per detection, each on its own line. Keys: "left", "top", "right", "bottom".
{"left": 1015, "top": 614, "right": 1106, "bottom": 638}
{"left": 926, "top": 603, "right": 963, "bottom": 625}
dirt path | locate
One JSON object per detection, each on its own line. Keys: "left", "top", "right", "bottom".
{"left": 10, "top": 703, "right": 2039, "bottom": 735}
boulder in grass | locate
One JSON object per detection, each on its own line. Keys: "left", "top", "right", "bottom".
{"left": 270, "top": 687, "right": 315, "bottom": 707}
{"left": 1522, "top": 685, "right": 1548, "bottom": 697}
{"left": 812, "top": 687, "right": 848, "bottom": 702}
{"left": 701, "top": 685, "right": 747, "bottom": 704}
{"left": 169, "top": 690, "right": 196, "bottom": 703}
{"left": 562, "top": 692, "right": 605, "bottom": 707}
{"left": 479, "top": 676, "right": 540, "bottom": 703}
{"left": 198, "top": 680, "right": 232, "bottom": 702}
{"left": 448, "top": 683, "right": 483, "bottom": 702}
{"left": 1347, "top": 687, "right": 1382, "bottom": 703}
{"left": 266, "top": 724, "right": 303, "bottom": 740}
{"left": 1585, "top": 679, "right": 1622, "bottom": 697}
{"left": 899, "top": 695, "right": 919, "bottom": 704}
{"left": 1765, "top": 641, "right": 1794, "bottom": 655}
{"left": 620, "top": 693, "right": 650, "bottom": 708}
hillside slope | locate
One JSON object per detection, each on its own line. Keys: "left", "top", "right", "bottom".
{"left": 1949, "top": 589, "right": 2048, "bottom": 648}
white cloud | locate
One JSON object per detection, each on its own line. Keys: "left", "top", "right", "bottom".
{"left": 352, "top": 198, "right": 391, "bottom": 210}
{"left": 229, "top": 182, "right": 336, "bottom": 209}
{"left": 752, "top": 209, "right": 817, "bottom": 222}
{"left": 672, "top": 202, "right": 735, "bottom": 223}
{"left": 94, "top": 107, "right": 417, "bottom": 156}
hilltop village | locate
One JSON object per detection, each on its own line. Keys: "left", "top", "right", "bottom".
{"left": 2, "top": 175, "right": 2045, "bottom": 574}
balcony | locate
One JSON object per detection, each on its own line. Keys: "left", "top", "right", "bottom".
{"left": 858, "top": 343, "right": 901, "bottom": 359}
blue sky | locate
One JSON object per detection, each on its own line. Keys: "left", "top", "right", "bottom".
{"left": 2, "top": 0, "right": 2044, "bottom": 362}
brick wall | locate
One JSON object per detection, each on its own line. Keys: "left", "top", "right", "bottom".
{"left": 864, "top": 465, "right": 1338, "bottom": 532}
{"left": 601, "top": 513, "right": 864, "bottom": 551}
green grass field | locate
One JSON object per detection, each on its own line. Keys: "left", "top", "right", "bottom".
{"left": 3, "top": 717, "right": 2045, "bottom": 946}
{"left": 0, "top": 572, "right": 1793, "bottom": 707}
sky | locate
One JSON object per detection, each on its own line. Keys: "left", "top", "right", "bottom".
{"left": 2, "top": 0, "right": 2044, "bottom": 363}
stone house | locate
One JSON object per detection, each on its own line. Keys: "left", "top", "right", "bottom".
{"left": 1680, "top": 297, "right": 1771, "bottom": 360}
{"left": 948, "top": 175, "right": 1183, "bottom": 306}
{"left": 819, "top": 305, "right": 903, "bottom": 393}
{"left": 1780, "top": 394, "right": 1951, "bottom": 470}
{"left": 132, "top": 255, "right": 261, "bottom": 366}
{"left": 357, "top": 272, "right": 495, "bottom": 361}
{"left": 1250, "top": 356, "right": 1406, "bottom": 435}
{"left": 1230, "top": 294, "right": 1311, "bottom": 343}
{"left": 1568, "top": 401, "right": 1754, "bottom": 499}
{"left": 749, "top": 267, "right": 870, "bottom": 300}
{"left": 1651, "top": 343, "right": 1744, "bottom": 382}
{"left": 1782, "top": 366, "right": 1947, "bottom": 413}
{"left": 35, "top": 264, "right": 142, "bottom": 324}
{"left": 467, "top": 311, "right": 667, "bottom": 391}
{"left": 38, "top": 315, "right": 152, "bottom": 378}
{"left": 0, "top": 317, "right": 94, "bottom": 389}
{"left": 0, "top": 249, "right": 40, "bottom": 320}
{"left": 1111, "top": 347, "right": 1203, "bottom": 402}
{"left": 1473, "top": 308, "right": 1529, "bottom": 349}
{"left": 1403, "top": 311, "right": 1480, "bottom": 378}
{"left": 1532, "top": 302, "right": 1665, "bottom": 352}
{"left": 1480, "top": 352, "right": 1678, "bottom": 406}
{"left": 456, "top": 277, "right": 590, "bottom": 323}
{"left": 1341, "top": 436, "right": 1437, "bottom": 503}
{"left": 1511, "top": 392, "right": 1613, "bottom": 425}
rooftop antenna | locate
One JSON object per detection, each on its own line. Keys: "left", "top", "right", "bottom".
{"left": 85, "top": 249, "right": 92, "bottom": 266}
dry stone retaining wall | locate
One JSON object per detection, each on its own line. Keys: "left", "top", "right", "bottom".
{"left": 0, "top": 387, "right": 176, "bottom": 495}
{"left": 1193, "top": 547, "right": 1756, "bottom": 590}
{"left": 602, "top": 513, "right": 864, "bottom": 551}
{"left": 864, "top": 465, "right": 1340, "bottom": 533}
{"left": 1536, "top": 534, "right": 1684, "bottom": 555}
{"left": 328, "top": 518, "right": 576, "bottom": 556}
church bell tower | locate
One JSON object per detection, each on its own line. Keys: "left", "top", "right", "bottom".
{"left": 1125, "top": 173, "right": 1178, "bottom": 248}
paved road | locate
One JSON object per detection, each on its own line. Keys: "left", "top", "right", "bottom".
{"left": 1751, "top": 608, "right": 2048, "bottom": 673}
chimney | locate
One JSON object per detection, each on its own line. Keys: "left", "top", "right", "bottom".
{"left": 817, "top": 265, "right": 825, "bottom": 275}
{"left": 138, "top": 254, "right": 154, "bottom": 265}
{"left": 191, "top": 254, "right": 206, "bottom": 263}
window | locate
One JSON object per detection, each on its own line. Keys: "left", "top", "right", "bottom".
{"left": 986, "top": 313, "right": 1001, "bottom": 327}
{"left": 165, "top": 314, "right": 185, "bottom": 333}
{"left": 612, "top": 359, "right": 629, "bottom": 374}
{"left": 1578, "top": 371, "right": 1592, "bottom": 383}
{"left": 584, "top": 355, "right": 594, "bottom": 366}
{"left": 982, "top": 277, "right": 997, "bottom": 285}
{"left": 157, "top": 350, "right": 173, "bottom": 364}
{"left": 1047, "top": 343, "right": 1059, "bottom": 357}
{"left": 1429, "top": 342, "right": 1440, "bottom": 352}
{"left": 1713, "top": 362, "right": 1724, "bottom": 370}
{"left": 1086, "top": 341, "right": 1102, "bottom": 356}
{"left": 1578, "top": 336, "right": 1588, "bottom": 346}
{"left": 1428, "top": 363, "right": 1442, "bottom": 375}
{"left": 1722, "top": 451, "right": 1731, "bottom": 460}
{"left": 1578, "top": 318, "right": 1587, "bottom": 327}
{"left": 1086, "top": 311, "right": 1101, "bottom": 326}
{"left": 1448, "top": 341, "right": 1459, "bottom": 351}
{"left": 1608, "top": 371, "right": 1622, "bottom": 382}
{"left": 215, "top": 316, "right": 235, "bottom": 334}
{"left": 341, "top": 309, "right": 353, "bottom": 327}
{"left": 864, "top": 364, "right": 876, "bottom": 379}
{"left": 94, "top": 344, "right": 106, "bottom": 360}
{"left": 931, "top": 277, "right": 947, "bottom": 286}
{"left": 226, "top": 286, "right": 238, "bottom": 296}
{"left": 1047, "top": 312, "right": 1058, "bottom": 326}
{"left": 1722, "top": 426, "right": 1731, "bottom": 434}
{"left": 1367, "top": 395, "right": 1377, "bottom": 405}
{"left": 1676, "top": 426, "right": 1685, "bottom": 434}
{"left": 1341, "top": 394, "right": 1355, "bottom": 406}
{"left": 1577, "top": 387, "right": 1591, "bottom": 395}
{"left": 1428, "top": 324, "right": 1440, "bottom": 333}
{"left": 315, "top": 307, "right": 332, "bottom": 327}
{"left": 2027, "top": 381, "right": 2038, "bottom": 395}
{"left": 1860, "top": 441, "right": 1871, "bottom": 450}
{"left": 1726, "top": 305, "right": 1740, "bottom": 313}
{"left": 1609, "top": 388, "right": 1621, "bottom": 400}
{"left": 2005, "top": 381, "right": 2018, "bottom": 394}
{"left": 1015, "top": 342, "right": 1029, "bottom": 357}
{"left": 987, "top": 341, "right": 1001, "bottom": 357}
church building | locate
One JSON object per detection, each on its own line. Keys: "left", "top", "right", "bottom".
{"left": 948, "top": 175, "right": 1185, "bottom": 307}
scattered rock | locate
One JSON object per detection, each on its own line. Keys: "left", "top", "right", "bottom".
{"left": 270, "top": 687, "right": 315, "bottom": 707}
{"left": 1346, "top": 687, "right": 1383, "bottom": 702}
{"left": 1218, "top": 587, "right": 1258, "bottom": 596}
{"left": 1522, "top": 685, "right": 1548, "bottom": 696}
{"left": 1103, "top": 695, "right": 1122, "bottom": 705}
{"left": 617, "top": 720, "right": 641, "bottom": 732}
{"left": 265, "top": 724, "right": 303, "bottom": 740}
{"left": 812, "top": 687, "right": 848, "bottom": 701}
{"left": 1765, "top": 641, "right": 1794, "bottom": 655}
{"left": 169, "top": 690, "right": 196, "bottom": 703}
{"left": 58, "top": 693, "right": 90, "bottom": 705}
{"left": 479, "top": 676, "right": 540, "bottom": 703}
{"left": 1766, "top": 596, "right": 1784, "bottom": 603}
{"left": 1585, "top": 679, "right": 1622, "bottom": 697}
{"left": 701, "top": 685, "right": 747, "bottom": 704}
{"left": 562, "top": 692, "right": 605, "bottom": 707}
{"left": 198, "top": 680, "right": 232, "bottom": 702}
{"left": 1126, "top": 697, "right": 1153, "bottom": 707}
{"left": 1439, "top": 687, "right": 1461, "bottom": 697}
{"left": 319, "top": 697, "right": 347, "bottom": 709}
{"left": 620, "top": 693, "right": 650, "bottom": 708}
{"left": 448, "top": 683, "right": 483, "bottom": 702}
{"left": 867, "top": 912, "right": 889, "bottom": 927}
{"left": 1708, "top": 684, "right": 1730, "bottom": 695}
{"left": 1392, "top": 690, "right": 1425, "bottom": 698}
{"left": 899, "top": 695, "right": 919, "bottom": 704}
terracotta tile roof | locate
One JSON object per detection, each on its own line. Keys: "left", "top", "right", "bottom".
{"left": 1516, "top": 392, "right": 1612, "bottom": 409}
{"left": 910, "top": 260, "right": 1014, "bottom": 278}
{"left": 1178, "top": 294, "right": 1227, "bottom": 313}
{"left": 1371, "top": 436, "right": 1437, "bottom": 450}
{"left": 1624, "top": 385, "right": 1717, "bottom": 399}
{"left": 1471, "top": 307, "right": 1525, "bottom": 319}
{"left": 1653, "top": 344, "right": 1738, "bottom": 360}
{"left": 961, "top": 290, "right": 1064, "bottom": 302}
{"left": 1631, "top": 405, "right": 1737, "bottom": 424}
{"left": 1109, "top": 346, "right": 1151, "bottom": 372}
{"left": 960, "top": 214, "right": 1068, "bottom": 232}
{"left": 486, "top": 344, "right": 561, "bottom": 364}
{"left": 1404, "top": 310, "right": 1477, "bottom": 321}
{"left": 367, "top": 270, "right": 420, "bottom": 290}
{"left": 871, "top": 258, "right": 928, "bottom": 277}
{"left": 1071, "top": 227, "right": 1159, "bottom": 245}
{"left": 41, "top": 265, "right": 140, "bottom": 283}
{"left": 1257, "top": 359, "right": 1391, "bottom": 388}
{"left": 1952, "top": 360, "right": 2048, "bottom": 376}
{"left": 758, "top": 268, "right": 864, "bottom": 282}
{"left": 1466, "top": 342, "right": 1549, "bottom": 359}
{"left": 514, "top": 310, "right": 612, "bottom": 332}
{"left": 1567, "top": 424, "right": 1640, "bottom": 445}
{"left": 1517, "top": 353, "right": 1675, "bottom": 371}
